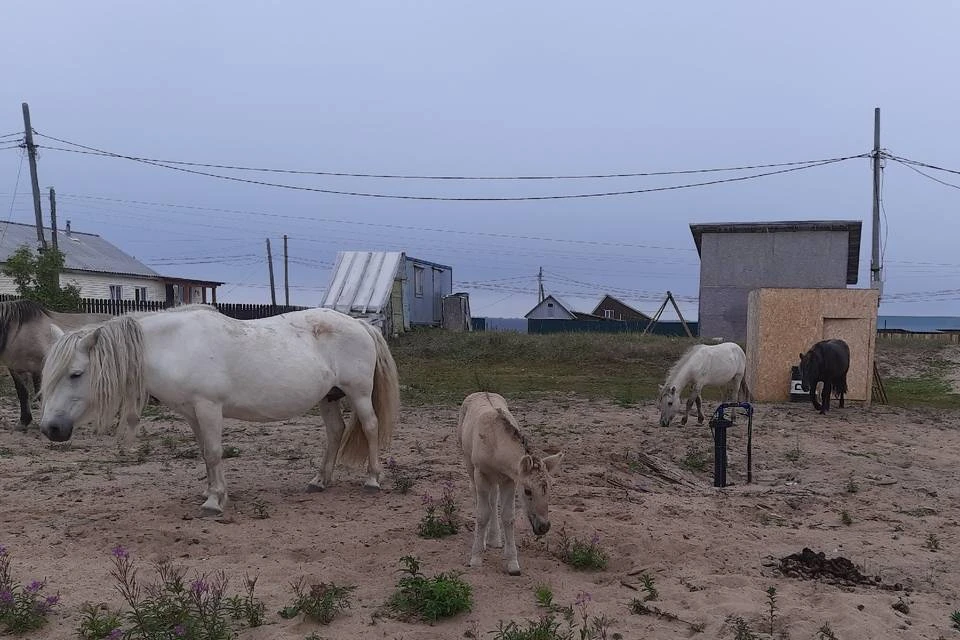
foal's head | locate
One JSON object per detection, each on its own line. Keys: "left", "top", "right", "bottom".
{"left": 657, "top": 384, "right": 680, "bottom": 427}
{"left": 798, "top": 349, "right": 821, "bottom": 393}
{"left": 517, "top": 451, "right": 563, "bottom": 536}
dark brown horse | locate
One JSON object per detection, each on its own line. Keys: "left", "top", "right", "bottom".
{"left": 798, "top": 339, "right": 850, "bottom": 414}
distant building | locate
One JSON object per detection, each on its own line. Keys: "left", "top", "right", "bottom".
{"left": 0, "top": 221, "right": 222, "bottom": 304}
{"left": 524, "top": 294, "right": 601, "bottom": 320}
{"left": 689, "top": 220, "right": 862, "bottom": 342}
{"left": 320, "top": 251, "right": 453, "bottom": 335}
{"left": 591, "top": 294, "right": 652, "bottom": 322}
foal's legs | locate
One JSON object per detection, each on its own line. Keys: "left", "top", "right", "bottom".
{"left": 192, "top": 399, "right": 228, "bottom": 515}
{"left": 307, "top": 399, "right": 347, "bottom": 491}
{"left": 10, "top": 370, "right": 32, "bottom": 430}
{"left": 499, "top": 480, "right": 521, "bottom": 575}
{"left": 469, "top": 469, "right": 493, "bottom": 567}
{"left": 485, "top": 483, "right": 503, "bottom": 549}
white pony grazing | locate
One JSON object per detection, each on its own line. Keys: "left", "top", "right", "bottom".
{"left": 457, "top": 391, "right": 563, "bottom": 576}
{"left": 38, "top": 304, "right": 400, "bottom": 515}
{"left": 658, "top": 342, "right": 748, "bottom": 427}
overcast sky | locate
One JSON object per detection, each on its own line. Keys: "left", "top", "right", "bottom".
{"left": 2, "top": 1, "right": 959, "bottom": 319}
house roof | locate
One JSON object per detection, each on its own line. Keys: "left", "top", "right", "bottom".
{"left": 688, "top": 220, "right": 863, "bottom": 285}
{"left": 320, "top": 251, "right": 404, "bottom": 314}
{"left": 0, "top": 221, "right": 160, "bottom": 278}
{"left": 524, "top": 294, "right": 577, "bottom": 319}
{"left": 591, "top": 293, "right": 652, "bottom": 320}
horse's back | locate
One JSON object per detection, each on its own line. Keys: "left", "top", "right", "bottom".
{"left": 458, "top": 391, "right": 512, "bottom": 464}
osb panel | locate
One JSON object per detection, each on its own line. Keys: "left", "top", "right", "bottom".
{"left": 746, "top": 288, "right": 878, "bottom": 404}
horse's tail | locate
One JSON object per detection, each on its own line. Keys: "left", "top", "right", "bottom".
{"left": 739, "top": 376, "right": 751, "bottom": 403}
{"left": 336, "top": 320, "right": 401, "bottom": 466}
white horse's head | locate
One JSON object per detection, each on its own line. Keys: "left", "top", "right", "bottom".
{"left": 38, "top": 329, "right": 100, "bottom": 441}
{"left": 517, "top": 451, "right": 564, "bottom": 536}
{"left": 39, "top": 317, "right": 147, "bottom": 443}
{"left": 657, "top": 384, "right": 680, "bottom": 427}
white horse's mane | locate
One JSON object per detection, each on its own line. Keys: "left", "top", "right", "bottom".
{"left": 41, "top": 315, "right": 148, "bottom": 439}
{"left": 665, "top": 343, "right": 706, "bottom": 386}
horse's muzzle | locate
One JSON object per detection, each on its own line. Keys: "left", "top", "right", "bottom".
{"left": 529, "top": 514, "right": 551, "bottom": 537}
{"left": 39, "top": 419, "right": 74, "bottom": 442}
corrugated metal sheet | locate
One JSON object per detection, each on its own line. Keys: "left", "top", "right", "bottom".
{"left": 320, "top": 251, "right": 404, "bottom": 314}
{"left": 0, "top": 221, "right": 160, "bottom": 278}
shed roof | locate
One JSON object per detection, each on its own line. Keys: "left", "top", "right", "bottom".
{"left": 320, "top": 251, "right": 404, "bottom": 314}
{"left": 689, "top": 220, "right": 863, "bottom": 285}
{"left": 0, "top": 221, "right": 160, "bottom": 278}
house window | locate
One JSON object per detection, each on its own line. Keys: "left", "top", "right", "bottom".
{"left": 414, "top": 266, "right": 424, "bottom": 298}
{"left": 604, "top": 309, "right": 615, "bottom": 319}
{"left": 109, "top": 285, "right": 122, "bottom": 301}
{"left": 135, "top": 287, "right": 147, "bottom": 302}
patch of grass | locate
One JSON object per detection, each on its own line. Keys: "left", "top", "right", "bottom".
{"left": 251, "top": 498, "right": 270, "bottom": 519}
{"left": 726, "top": 615, "right": 759, "bottom": 640}
{"left": 951, "top": 609, "right": 960, "bottom": 630}
{"left": 0, "top": 545, "right": 60, "bottom": 634}
{"left": 493, "top": 592, "right": 616, "bottom": 640}
{"left": 926, "top": 533, "right": 941, "bottom": 551}
{"left": 840, "top": 510, "right": 853, "bottom": 526}
{"left": 534, "top": 584, "right": 554, "bottom": 609}
{"left": 385, "top": 457, "right": 414, "bottom": 494}
{"left": 817, "top": 622, "right": 840, "bottom": 639}
{"left": 390, "top": 329, "right": 696, "bottom": 405}
{"left": 103, "top": 544, "right": 264, "bottom": 639}
{"left": 678, "top": 444, "right": 709, "bottom": 473}
{"left": 77, "top": 603, "right": 123, "bottom": 639}
{"left": 883, "top": 356, "right": 960, "bottom": 408}
{"left": 554, "top": 529, "right": 609, "bottom": 571}
{"left": 845, "top": 473, "right": 860, "bottom": 494}
{"left": 417, "top": 482, "right": 459, "bottom": 539}
{"left": 279, "top": 577, "right": 355, "bottom": 624}
{"left": 639, "top": 573, "right": 658, "bottom": 602}
{"left": 386, "top": 556, "right": 472, "bottom": 623}
{"left": 765, "top": 587, "right": 778, "bottom": 636}
{"left": 222, "top": 445, "right": 241, "bottom": 459}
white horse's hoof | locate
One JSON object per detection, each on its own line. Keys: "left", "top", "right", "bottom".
{"left": 200, "top": 496, "right": 223, "bottom": 516}
{"left": 363, "top": 480, "right": 382, "bottom": 492}
{"left": 307, "top": 479, "right": 327, "bottom": 492}
{"left": 507, "top": 563, "right": 521, "bottom": 576}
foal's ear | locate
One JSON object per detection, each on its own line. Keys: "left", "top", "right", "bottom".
{"left": 669, "top": 385, "right": 676, "bottom": 395}
{"left": 519, "top": 455, "right": 535, "bottom": 475}
{"left": 542, "top": 451, "right": 564, "bottom": 473}
{"left": 49, "top": 324, "right": 64, "bottom": 341}
{"left": 799, "top": 353, "right": 804, "bottom": 361}
{"left": 78, "top": 328, "right": 100, "bottom": 352}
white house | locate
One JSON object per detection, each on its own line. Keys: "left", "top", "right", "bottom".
{"left": 0, "top": 221, "right": 222, "bottom": 304}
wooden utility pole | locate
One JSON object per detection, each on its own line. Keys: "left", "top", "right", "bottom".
{"left": 21, "top": 103, "right": 47, "bottom": 250}
{"left": 49, "top": 187, "right": 58, "bottom": 250}
{"left": 266, "top": 238, "right": 277, "bottom": 306}
{"left": 870, "top": 107, "right": 882, "bottom": 302}
{"left": 537, "top": 266, "right": 544, "bottom": 303}
{"left": 283, "top": 234, "right": 289, "bottom": 306}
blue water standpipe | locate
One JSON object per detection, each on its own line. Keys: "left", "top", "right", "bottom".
{"left": 708, "top": 402, "right": 754, "bottom": 488}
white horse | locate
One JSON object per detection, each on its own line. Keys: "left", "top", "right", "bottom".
{"left": 458, "top": 391, "right": 563, "bottom": 576}
{"left": 37, "top": 304, "right": 400, "bottom": 515}
{"left": 657, "top": 342, "right": 749, "bottom": 427}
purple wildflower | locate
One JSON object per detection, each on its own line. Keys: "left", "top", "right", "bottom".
{"left": 386, "top": 456, "right": 397, "bottom": 468}
{"left": 111, "top": 545, "right": 129, "bottom": 560}
{"left": 0, "top": 544, "right": 7, "bottom": 557}
{"left": 174, "top": 623, "right": 186, "bottom": 636}
{"left": 590, "top": 532, "right": 600, "bottom": 546}
{"left": 190, "top": 579, "right": 209, "bottom": 595}
{"left": 421, "top": 494, "right": 436, "bottom": 507}
{"left": 45, "top": 594, "right": 60, "bottom": 606}
{"left": 575, "top": 591, "right": 592, "bottom": 607}
{"left": 0, "top": 589, "right": 13, "bottom": 605}
{"left": 108, "top": 629, "right": 123, "bottom": 640}
{"left": 25, "top": 580, "right": 42, "bottom": 594}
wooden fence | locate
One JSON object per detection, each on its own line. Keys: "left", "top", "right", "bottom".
{"left": 0, "top": 295, "right": 310, "bottom": 320}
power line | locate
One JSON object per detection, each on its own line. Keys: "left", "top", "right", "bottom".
{"left": 1, "top": 149, "right": 25, "bottom": 249}
{"left": 885, "top": 153, "right": 960, "bottom": 177}
{"left": 40, "top": 191, "right": 697, "bottom": 252}
{"left": 31, "top": 136, "right": 863, "bottom": 181}
{"left": 32, "top": 132, "right": 867, "bottom": 201}
{"left": 0, "top": 145, "right": 23, "bottom": 151}
{"left": 0, "top": 132, "right": 22, "bottom": 140}
{"left": 890, "top": 157, "right": 960, "bottom": 190}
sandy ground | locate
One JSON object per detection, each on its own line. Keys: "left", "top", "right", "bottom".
{"left": 1, "top": 395, "right": 959, "bottom": 640}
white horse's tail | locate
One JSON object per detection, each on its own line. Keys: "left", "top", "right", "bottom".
{"left": 336, "top": 320, "right": 401, "bottom": 466}
{"left": 739, "top": 376, "right": 751, "bottom": 403}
